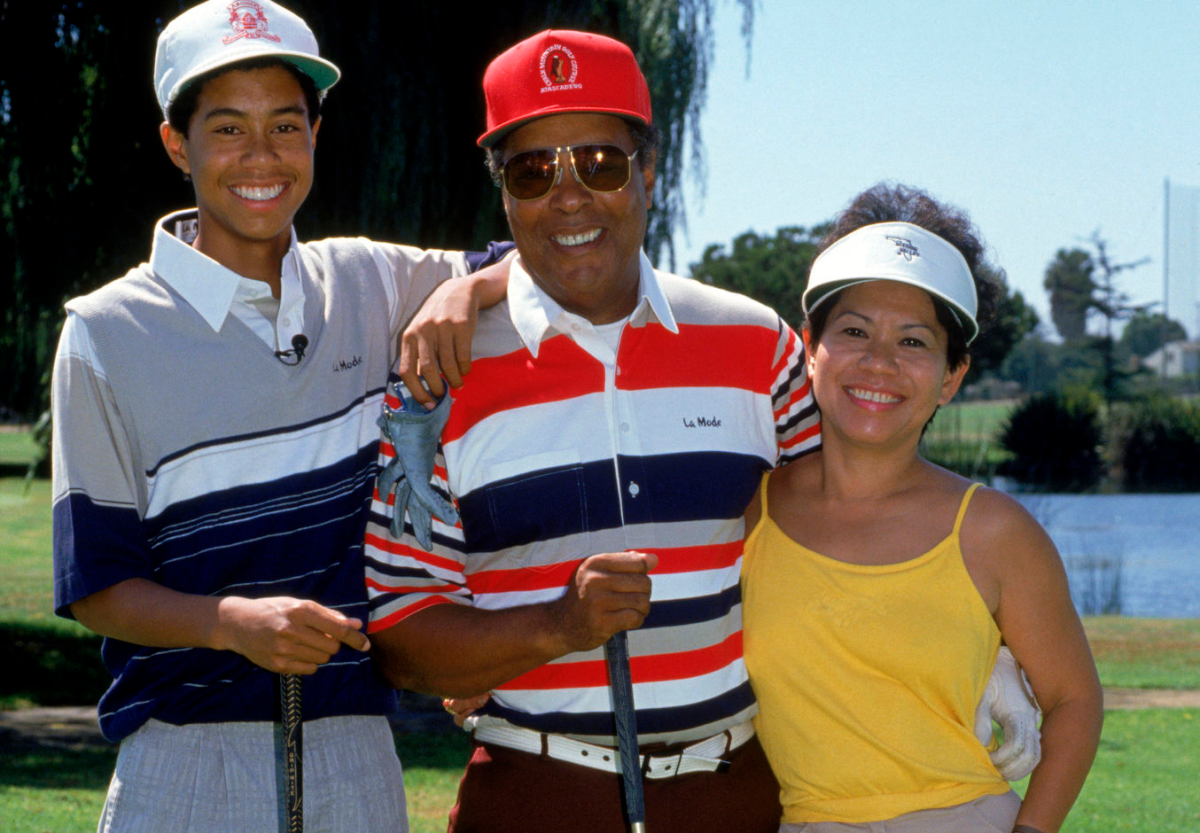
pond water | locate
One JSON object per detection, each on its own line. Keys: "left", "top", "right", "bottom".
{"left": 1001, "top": 491, "right": 1200, "bottom": 619}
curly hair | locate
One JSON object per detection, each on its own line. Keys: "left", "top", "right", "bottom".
{"left": 807, "top": 183, "right": 1005, "bottom": 371}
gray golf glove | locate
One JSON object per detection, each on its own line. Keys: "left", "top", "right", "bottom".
{"left": 974, "top": 645, "right": 1042, "bottom": 781}
{"left": 376, "top": 381, "right": 459, "bottom": 550}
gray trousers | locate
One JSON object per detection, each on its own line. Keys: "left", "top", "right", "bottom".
{"left": 780, "top": 791, "right": 1022, "bottom": 833}
{"left": 97, "top": 715, "right": 407, "bottom": 833}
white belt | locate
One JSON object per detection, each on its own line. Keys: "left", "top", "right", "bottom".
{"left": 472, "top": 721, "right": 755, "bottom": 780}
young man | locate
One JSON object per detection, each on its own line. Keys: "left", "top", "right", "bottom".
{"left": 51, "top": 2, "right": 502, "bottom": 830}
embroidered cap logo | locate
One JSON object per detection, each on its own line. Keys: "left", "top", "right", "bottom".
{"left": 886, "top": 236, "right": 920, "bottom": 262}
{"left": 223, "top": 0, "right": 282, "bottom": 45}
{"left": 539, "top": 44, "right": 582, "bottom": 93}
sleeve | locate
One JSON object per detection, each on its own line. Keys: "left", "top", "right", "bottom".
{"left": 363, "top": 373, "right": 474, "bottom": 634}
{"left": 370, "top": 240, "right": 517, "bottom": 358}
{"left": 769, "top": 316, "right": 821, "bottom": 465}
{"left": 51, "top": 311, "right": 155, "bottom": 618}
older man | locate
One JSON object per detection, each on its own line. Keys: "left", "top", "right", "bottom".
{"left": 364, "top": 30, "right": 819, "bottom": 832}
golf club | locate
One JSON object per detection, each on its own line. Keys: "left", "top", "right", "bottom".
{"left": 605, "top": 631, "right": 646, "bottom": 833}
{"left": 279, "top": 673, "right": 304, "bottom": 833}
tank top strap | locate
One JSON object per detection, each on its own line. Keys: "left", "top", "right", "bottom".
{"left": 951, "top": 482, "right": 983, "bottom": 538}
{"left": 759, "top": 471, "right": 771, "bottom": 514}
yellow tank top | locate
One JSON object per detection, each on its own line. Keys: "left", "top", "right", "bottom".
{"left": 742, "top": 478, "right": 1008, "bottom": 824}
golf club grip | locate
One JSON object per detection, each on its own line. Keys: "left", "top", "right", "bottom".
{"left": 280, "top": 673, "right": 303, "bottom": 833}
{"left": 605, "top": 631, "right": 646, "bottom": 830}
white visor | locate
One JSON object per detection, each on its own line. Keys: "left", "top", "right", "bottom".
{"left": 803, "top": 221, "right": 979, "bottom": 343}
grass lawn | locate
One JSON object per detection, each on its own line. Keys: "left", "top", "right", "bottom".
{"left": 0, "top": 478, "right": 62, "bottom": 628}
{"left": 922, "top": 399, "right": 1017, "bottom": 476}
{"left": 1010, "top": 708, "right": 1200, "bottom": 833}
{"left": 933, "top": 399, "right": 1018, "bottom": 444}
{"left": 4, "top": 713, "right": 1199, "bottom": 833}
{"left": 4, "top": 462, "right": 1200, "bottom": 831}
{"left": 0, "top": 429, "right": 39, "bottom": 467}
{"left": 1084, "top": 616, "right": 1200, "bottom": 688}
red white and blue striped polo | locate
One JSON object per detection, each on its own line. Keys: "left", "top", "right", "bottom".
{"left": 365, "top": 253, "right": 819, "bottom": 746}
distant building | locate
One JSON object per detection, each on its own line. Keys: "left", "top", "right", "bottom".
{"left": 1143, "top": 340, "right": 1200, "bottom": 378}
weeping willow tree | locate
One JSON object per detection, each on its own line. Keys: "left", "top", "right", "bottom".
{"left": 0, "top": 0, "right": 750, "bottom": 419}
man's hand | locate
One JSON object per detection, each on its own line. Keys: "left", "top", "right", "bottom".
{"left": 548, "top": 551, "right": 658, "bottom": 655}
{"left": 215, "top": 596, "right": 370, "bottom": 676}
{"left": 399, "top": 259, "right": 512, "bottom": 409}
{"left": 975, "top": 645, "right": 1042, "bottom": 780}
{"left": 443, "top": 692, "right": 491, "bottom": 728}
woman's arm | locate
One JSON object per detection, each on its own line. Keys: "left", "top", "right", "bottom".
{"left": 965, "top": 489, "right": 1104, "bottom": 833}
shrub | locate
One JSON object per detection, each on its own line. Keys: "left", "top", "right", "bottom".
{"left": 998, "top": 391, "right": 1105, "bottom": 491}
{"left": 1111, "top": 397, "right": 1200, "bottom": 492}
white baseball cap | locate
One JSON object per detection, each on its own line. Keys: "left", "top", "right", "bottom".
{"left": 154, "top": 0, "right": 341, "bottom": 118}
{"left": 803, "top": 221, "right": 980, "bottom": 343}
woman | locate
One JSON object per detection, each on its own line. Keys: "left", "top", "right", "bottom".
{"left": 742, "top": 184, "right": 1103, "bottom": 833}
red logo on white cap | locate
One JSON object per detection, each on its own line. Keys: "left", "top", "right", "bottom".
{"left": 222, "top": 1, "right": 282, "bottom": 45}
{"left": 539, "top": 45, "right": 582, "bottom": 93}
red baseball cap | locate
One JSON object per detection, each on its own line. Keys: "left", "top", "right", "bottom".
{"left": 478, "top": 29, "right": 653, "bottom": 148}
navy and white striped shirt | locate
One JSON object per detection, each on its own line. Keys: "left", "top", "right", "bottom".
{"left": 52, "top": 210, "right": 491, "bottom": 742}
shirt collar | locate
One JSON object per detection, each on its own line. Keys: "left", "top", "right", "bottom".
{"left": 507, "top": 250, "right": 678, "bottom": 357}
{"left": 149, "top": 209, "right": 302, "bottom": 332}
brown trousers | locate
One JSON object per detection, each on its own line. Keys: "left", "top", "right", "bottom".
{"left": 447, "top": 734, "right": 782, "bottom": 833}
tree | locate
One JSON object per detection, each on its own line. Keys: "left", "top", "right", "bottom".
{"left": 692, "top": 225, "right": 1036, "bottom": 377}
{"left": 1035, "top": 236, "right": 1149, "bottom": 401}
{"left": 688, "top": 225, "right": 827, "bottom": 328}
{"left": 1084, "top": 233, "right": 1150, "bottom": 403}
{"left": 0, "top": 1, "right": 748, "bottom": 419}
{"left": 968, "top": 265, "right": 1038, "bottom": 383}
{"left": 1118, "top": 310, "right": 1186, "bottom": 359}
{"left": 1042, "top": 248, "right": 1095, "bottom": 341}
{"left": 998, "top": 391, "right": 1106, "bottom": 492}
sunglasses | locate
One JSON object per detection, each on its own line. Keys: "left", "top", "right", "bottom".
{"left": 500, "top": 144, "right": 639, "bottom": 201}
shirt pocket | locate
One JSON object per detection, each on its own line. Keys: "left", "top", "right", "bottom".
{"left": 463, "top": 450, "right": 591, "bottom": 552}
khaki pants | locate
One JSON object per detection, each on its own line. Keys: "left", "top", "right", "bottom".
{"left": 780, "top": 791, "right": 1021, "bottom": 833}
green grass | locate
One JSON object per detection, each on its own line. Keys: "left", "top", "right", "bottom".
{"left": 4, "top": 714, "right": 1198, "bottom": 833}
{"left": 1025, "top": 709, "right": 1200, "bottom": 832}
{"left": 934, "top": 399, "right": 1018, "bottom": 443}
{"left": 923, "top": 399, "right": 1018, "bottom": 477}
{"left": 396, "top": 732, "right": 471, "bottom": 833}
{"left": 4, "top": 465, "right": 1200, "bottom": 830}
{"left": 0, "top": 430, "right": 39, "bottom": 467}
{"left": 1083, "top": 617, "right": 1200, "bottom": 688}
{"left": 0, "top": 478, "right": 64, "bottom": 628}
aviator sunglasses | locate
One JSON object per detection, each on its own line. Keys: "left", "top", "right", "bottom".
{"left": 500, "top": 144, "right": 639, "bottom": 201}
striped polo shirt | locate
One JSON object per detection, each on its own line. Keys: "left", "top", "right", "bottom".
{"left": 51, "top": 210, "right": 491, "bottom": 742}
{"left": 365, "top": 253, "right": 820, "bottom": 746}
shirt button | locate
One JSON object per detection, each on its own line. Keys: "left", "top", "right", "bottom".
{"left": 620, "top": 422, "right": 630, "bottom": 432}
{"left": 282, "top": 317, "right": 292, "bottom": 327}
{"left": 628, "top": 481, "right": 640, "bottom": 497}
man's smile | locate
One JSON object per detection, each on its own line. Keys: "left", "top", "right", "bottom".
{"left": 552, "top": 228, "right": 602, "bottom": 247}
{"left": 230, "top": 183, "right": 287, "bottom": 202}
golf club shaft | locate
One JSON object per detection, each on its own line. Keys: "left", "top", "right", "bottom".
{"left": 605, "top": 631, "right": 645, "bottom": 832}
{"left": 280, "top": 673, "right": 304, "bottom": 833}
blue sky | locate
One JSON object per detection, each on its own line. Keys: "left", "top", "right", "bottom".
{"left": 671, "top": 1, "right": 1200, "bottom": 336}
